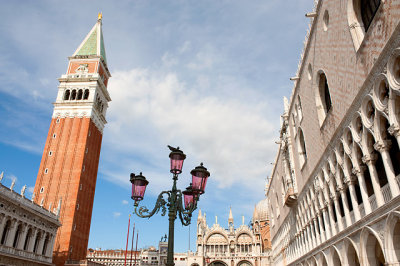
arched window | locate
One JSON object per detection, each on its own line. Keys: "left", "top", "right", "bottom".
{"left": 360, "top": 0, "right": 381, "bottom": 31}
{"left": 23, "top": 228, "right": 32, "bottom": 250}
{"left": 1, "top": 220, "right": 11, "bottom": 245}
{"left": 77, "top": 89, "right": 83, "bottom": 100}
{"left": 297, "top": 128, "right": 307, "bottom": 167}
{"left": 315, "top": 72, "right": 332, "bottom": 125}
{"left": 71, "top": 90, "right": 77, "bottom": 100}
{"left": 319, "top": 72, "right": 332, "bottom": 113}
{"left": 33, "top": 232, "right": 41, "bottom": 253}
{"left": 83, "top": 89, "right": 89, "bottom": 100}
{"left": 42, "top": 234, "right": 50, "bottom": 255}
{"left": 348, "top": 0, "right": 381, "bottom": 50}
{"left": 13, "top": 224, "right": 22, "bottom": 248}
{"left": 297, "top": 95, "right": 303, "bottom": 121}
{"left": 64, "top": 90, "right": 70, "bottom": 100}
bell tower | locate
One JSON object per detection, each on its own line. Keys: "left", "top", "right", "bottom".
{"left": 33, "top": 14, "right": 111, "bottom": 266}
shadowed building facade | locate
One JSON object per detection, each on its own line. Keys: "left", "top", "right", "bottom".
{"left": 33, "top": 15, "right": 111, "bottom": 266}
{"left": 265, "top": 0, "right": 400, "bottom": 265}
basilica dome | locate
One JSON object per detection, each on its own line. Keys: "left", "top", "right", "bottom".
{"left": 253, "top": 198, "right": 269, "bottom": 221}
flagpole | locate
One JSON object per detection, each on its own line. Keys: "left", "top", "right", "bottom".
{"left": 130, "top": 223, "right": 135, "bottom": 266}
{"left": 124, "top": 214, "right": 131, "bottom": 266}
{"left": 134, "top": 230, "right": 139, "bottom": 266}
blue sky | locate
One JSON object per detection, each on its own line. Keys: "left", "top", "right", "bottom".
{"left": 0, "top": 0, "right": 314, "bottom": 252}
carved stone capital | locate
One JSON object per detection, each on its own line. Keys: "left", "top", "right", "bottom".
{"left": 337, "top": 185, "right": 345, "bottom": 193}
{"left": 388, "top": 125, "right": 400, "bottom": 137}
{"left": 352, "top": 165, "right": 367, "bottom": 176}
{"left": 374, "top": 140, "right": 392, "bottom": 152}
{"left": 352, "top": 167, "right": 361, "bottom": 176}
{"left": 362, "top": 153, "right": 378, "bottom": 165}
{"left": 344, "top": 174, "right": 357, "bottom": 185}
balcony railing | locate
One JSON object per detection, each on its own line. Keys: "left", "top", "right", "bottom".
{"left": 382, "top": 183, "right": 392, "bottom": 204}
{"left": 0, "top": 245, "right": 52, "bottom": 264}
{"left": 349, "top": 210, "right": 355, "bottom": 224}
{"left": 359, "top": 203, "right": 365, "bottom": 217}
{"left": 369, "top": 194, "right": 378, "bottom": 211}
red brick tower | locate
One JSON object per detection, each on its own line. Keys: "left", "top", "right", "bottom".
{"left": 33, "top": 14, "right": 111, "bottom": 266}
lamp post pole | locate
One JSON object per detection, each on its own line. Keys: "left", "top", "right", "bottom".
{"left": 130, "top": 146, "right": 210, "bottom": 266}
{"left": 166, "top": 173, "right": 178, "bottom": 266}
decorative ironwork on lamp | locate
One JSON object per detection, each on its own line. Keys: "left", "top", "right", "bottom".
{"left": 129, "top": 146, "right": 210, "bottom": 266}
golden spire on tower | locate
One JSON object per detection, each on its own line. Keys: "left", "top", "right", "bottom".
{"left": 98, "top": 12, "right": 103, "bottom": 21}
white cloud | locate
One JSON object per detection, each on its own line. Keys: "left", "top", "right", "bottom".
{"left": 178, "top": 41, "right": 191, "bottom": 54}
{"left": 187, "top": 48, "right": 215, "bottom": 70}
{"left": 161, "top": 52, "right": 178, "bottom": 68}
{"left": 113, "top": 212, "right": 121, "bottom": 218}
{"left": 28, "top": 186, "right": 34, "bottom": 193}
{"left": 122, "top": 200, "right": 129, "bottom": 205}
{"left": 102, "top": 67, "right": 276, "bottom": 194}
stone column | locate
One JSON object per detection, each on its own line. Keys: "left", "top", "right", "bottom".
{"left": 321, "top": 206, "right": 331, "bottom": 239}
{"left": 339, "top": 187, "right": 352, "bottom": 227}
{"left": 309, "top": 222, "right": 316, "bottom": 249}
{"left": 0, "top": 215, "right": 7, "bottom": 239}
{"left": 323, "top": 187, "right": 334, "bottom": 238}
{"left": 374, "top": 141, "right": 400, "bottom": 198}
{"left": 37, "top": 231, "right": 46, "bottom": 255}
{"left": 302, "top": 231, "right": 308, "bottom": 254}
{"left": 46, "top": 234, "right": 54, "bottom": 257}
{"left": 306, "top": 193, "right": 317, "bottom": 248}
{"left": 327, "top": 201, "right": 337, "bottom": 235}
{"left": 346, "top": 176, "right": 361, "bottom": 221}
{"left": 352, "top": 167, "right": 372, "bottom": 215}
{"left": 296, "top": 235, "right": 301, "bottom": 258}
{"left": 316, "top": 213, "right": 325, "bottom": 243}
{"left": 332, "top": 195, "right": 344, "bottom": 231}
{"left": 312, "top": 218, "right": 320, "bottom": 246}
{"left": 5, "top": 220, "right": 17, "bottom": 247}
{"left": 27, "top": 228, "right": 38, "bottom": 252}
{"left": 17, "top": 224, "right": 28, "bottom": 250}
{"left": 362, "top": 153, "right": 385, "bottom": 207}
{"left": 305, "top": 224, "right": 312, "bottom": 251}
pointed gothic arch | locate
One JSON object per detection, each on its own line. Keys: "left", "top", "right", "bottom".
{"left": 360, "top": 226, "right": 387, "bottom": 265}
{"left": 384, "top": 211, "right": 400, "bottom": 263}
{"left": 315, "top": 71, "right": 332, "bottom": 125}
{"left": 297, "top": 127, "right": 307, "bottom": 167}
{"left": 330, "top": 245, "right": 342, "bottom": 266}
{"left": 347, "top": 0, "right": 382, "bottom": 51}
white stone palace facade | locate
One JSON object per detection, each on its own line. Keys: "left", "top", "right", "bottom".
{"left": 187, "top": 209, "right": 270, "bottom": 266}
{"left": 265, "top": 0, "right": 400, "bottom": 265}
{"left": 0, "top": 176, "right": 60, "bottom": 265}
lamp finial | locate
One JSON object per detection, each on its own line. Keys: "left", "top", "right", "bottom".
{"left": 98, "top": 12, "right": 103, "bottom": 21}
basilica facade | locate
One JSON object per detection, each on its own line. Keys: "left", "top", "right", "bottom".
{"left": 187, "top": 208, "right": 270, "bottom": 266}
{"left": 265, "top": 0, "right": 400, "bottom": 265}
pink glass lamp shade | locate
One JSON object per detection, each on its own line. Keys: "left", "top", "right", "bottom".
{"left": 191, "top": 163, "right": 210, "bottom": 194}
{"left": 168, "top": 146, "right": 186, "bottom": 174}
{"left": 130, "top": 172, "right": 149, "bottom": 202}
{"left": 182, "top": 184, "right": 197, "bottom": 210}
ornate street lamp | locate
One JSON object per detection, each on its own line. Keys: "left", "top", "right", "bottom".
{"left": 130, "top": 146, "right": 210, "bottom": 266}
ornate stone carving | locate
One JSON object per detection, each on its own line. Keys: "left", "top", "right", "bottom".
{"left": 388, "top": 124, "right": 400, "bottom": 137}
{"left": 373, "top": 140, "right": 392, "bottom": 152}
{"left": 362, "top": 153, "right": 378, "bottom": 165}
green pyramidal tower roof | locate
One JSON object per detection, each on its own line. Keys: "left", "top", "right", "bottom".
{"left": 73, "top": 15, "right": 107, "bottom": 63}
